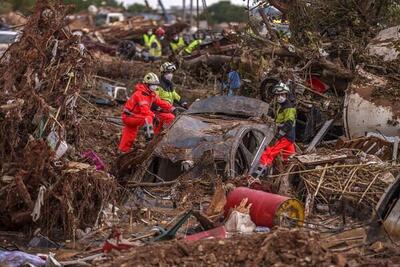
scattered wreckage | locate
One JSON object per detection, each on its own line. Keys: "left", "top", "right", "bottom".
{"left": 119, "top": 96, "right": 275, "bottom": 184}
{"left": 1, "top": 0, "right": 400, "bottom": 266}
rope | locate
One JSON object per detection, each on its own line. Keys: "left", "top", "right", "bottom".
{"left": 31, "top": 185, "right": 46, "bottom": 222}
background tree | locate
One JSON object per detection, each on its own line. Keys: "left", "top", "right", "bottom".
{"left": 127, "top": 3, "right": 151, "bottom": 14}
{"left": 0, "top": 0, "right": 35, "bottom": 14}
{"left": 199, "top": 1, "right": 247, "bottom": 24}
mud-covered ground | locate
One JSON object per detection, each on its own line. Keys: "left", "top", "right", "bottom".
{"left": 97, "top": 228, "right": 400, "bottom": 267}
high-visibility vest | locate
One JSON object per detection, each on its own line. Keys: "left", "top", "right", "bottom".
{"left": 149, "top": 38, "right": 162, "bottom": 57}
{"left": 170, "top": 37, "right": 185, "bottom": 53}
{"left": 184, "top": 39, "right": 202, "bottom": 54}
{"left": 143, "top": 34, "right": 156, "bottom": 49}
{"left": 156, "top": 87, "right": 181, "bottom": 104}
{"left": 273, "top": 19, "right": 282, "bottom": 24}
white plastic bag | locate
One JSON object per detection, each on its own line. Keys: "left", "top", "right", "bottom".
{"left": 225, "top": 211, "right": 256, "bottom": 233}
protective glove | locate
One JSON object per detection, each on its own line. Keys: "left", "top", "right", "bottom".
{"left": 143, "top": 120, "right": 154, "bottom": 141}
{"left": 180, "top": 102, "right": 189, "bottom": 109}
{"left": 151, "top": 104, "right": 162, "bottom": 112}
{"left": 173, "top": 106, "right": 186, "bottom": 116}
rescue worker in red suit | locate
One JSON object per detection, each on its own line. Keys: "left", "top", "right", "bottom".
{"left": 118, "top": 72, "right": 175, "bottom": 153}
{"left": 251, "top": 82, "right": 296, "bottom": 178}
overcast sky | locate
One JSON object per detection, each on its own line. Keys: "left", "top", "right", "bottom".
{"left": 120, "top": 0, "right": 246, "bottom": 8}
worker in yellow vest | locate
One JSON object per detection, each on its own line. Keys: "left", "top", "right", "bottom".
{"left": 169, "top": 34, "right": 186, "bottom": 55}
{"left": 183, "top": 32, "right": 204, "bottom": 55}
{"left": 147, "top": 27, "right": 164, "bottom": 62}
{"left": 143, "top": 29, "right": 155, "bottom": 49}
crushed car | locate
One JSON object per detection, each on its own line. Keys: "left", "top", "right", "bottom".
{"left": 126, "top": 96, "right": 276, "bottom": 184}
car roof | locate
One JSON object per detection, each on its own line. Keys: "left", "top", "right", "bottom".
{"left": 186, "top": 96, "right": 270, "bottom": 118}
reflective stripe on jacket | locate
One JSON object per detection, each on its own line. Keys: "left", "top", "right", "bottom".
{"left": 170, "top": 37, "right": 186, "bottom": 53}
{"left": 156, "top": 87, "right": 181, "bottom": 104}
{"left": 149, "top": 38, "right": 162, "bottom": 57}
{"left": 275, "top": 100, "right": 296, "bottom": 142}
{"left": 184, "top": 39, "right": 202, "bottom": 54}
{"left": 156, "top": 76, "right": 181, "bottom": 104}
{"left": 143, "top": 34, "right": 156, "bottom": 49}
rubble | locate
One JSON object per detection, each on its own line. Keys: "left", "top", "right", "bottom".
{"left": 1, "top": 0, "right": 400, "bottom": 265}
{"left": 98, "top": 228, "right": 399, "bottom": 266}
{"left": 288, "top": 149, "right": 398, "bottom": 218}
{"left": 0, "top": 0, "right": 117, "bottom": 236}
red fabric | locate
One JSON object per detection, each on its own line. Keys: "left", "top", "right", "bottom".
{"left": 118, "top": 115, "right": 152, "bottom": 152}
{"left": 307, "top": 77, "right": 328, "bottom": 94}
{"left": 154, "top": 112, "right": 175, "bottom": 134}
{"left": 119, "top": 83, "right": 173, "bottom": 152}
{"left": 259, "top": 137, "right": 296, "bottom": 166}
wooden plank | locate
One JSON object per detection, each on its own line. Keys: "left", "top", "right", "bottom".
{"left": 295, "top": 153, "right": 348, "bottom": 165}
{"left": 392, "top": 137, "right": 399, "bottom": 165}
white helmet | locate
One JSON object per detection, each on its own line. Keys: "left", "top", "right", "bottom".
{"left": 143, "top": 72, "right": 160, "bottom": 85}
{"left": 273, "top": 82, "right": 290, "bottom": 94}
{"left": 160, "top": 62, "right": 177, "bottom": 73}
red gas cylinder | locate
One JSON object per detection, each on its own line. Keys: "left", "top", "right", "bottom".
{"left": 224, "top": 187, "right": 304, "bottom": 227}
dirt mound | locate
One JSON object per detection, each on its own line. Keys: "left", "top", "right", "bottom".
{"left": 99, "top": 229, "right": 343, "bottom": 267}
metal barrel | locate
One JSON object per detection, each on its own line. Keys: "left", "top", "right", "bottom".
{"left": 224, "top": 187, "right": 304, "bottom": 227}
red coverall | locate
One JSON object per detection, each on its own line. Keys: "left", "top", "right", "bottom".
{"left": 259, "top": 137, "right": 295, "bottom": 166}
{"left": 118, "top": 83, "right": 174, "bottom": 152}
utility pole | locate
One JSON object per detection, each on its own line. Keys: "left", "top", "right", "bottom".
{"left": 196, "top": 0, "right": 199, "bottom": 29}
{"left": 182, "top": 0, "right": 186, "bottom": 21}
{"left": 190, "top": 0, "right": 193, "bottom": 27}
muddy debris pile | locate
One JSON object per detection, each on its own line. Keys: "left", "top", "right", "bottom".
{"left": 98, "top": 228, "right": 391, "bottom": 267}
{"left": 0, "top": 0, "right": 117, "bottom": 237}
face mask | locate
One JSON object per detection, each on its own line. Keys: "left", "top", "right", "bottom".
{"left": 164, "top": 73, "right": 173, "bottom": 81}
{"left": 149, "top": 85, "right": 158, "bottom": 91}
{"left": 173, "top": 36, "right": 179, "bottom": 41}
{"left": 147, "top": 31, "right": 153, "bottom": 35}
{"left": 160, "top": 36, "right": 165, "bottom": 40}
{"left": 277, "top": 95, "right": 286, "bottom": 103}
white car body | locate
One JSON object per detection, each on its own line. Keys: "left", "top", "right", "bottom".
{"left": 0, "top": 31, "right": 19, "bottom": 56}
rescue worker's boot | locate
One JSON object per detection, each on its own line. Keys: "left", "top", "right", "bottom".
{"left": 251, "top": 164, "right": 269, "bottom": 179}
{"left": 143, "top": 119, "right": 154, "bottom": 141}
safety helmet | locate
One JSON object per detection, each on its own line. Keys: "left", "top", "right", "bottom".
{"left": 272, "top": 82, "right": 290, "bottom": 94}
{"left": 160, "top": 62, "right": 177, "bottom": 73}
{"left": 143, "top": 72, "right": 160, "bottom": 85}
{"left": 194, "top": 31, "right": 204, "bottom": 40}
{"left": 155, "top": 27, "right": 165, "bottom": 37}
